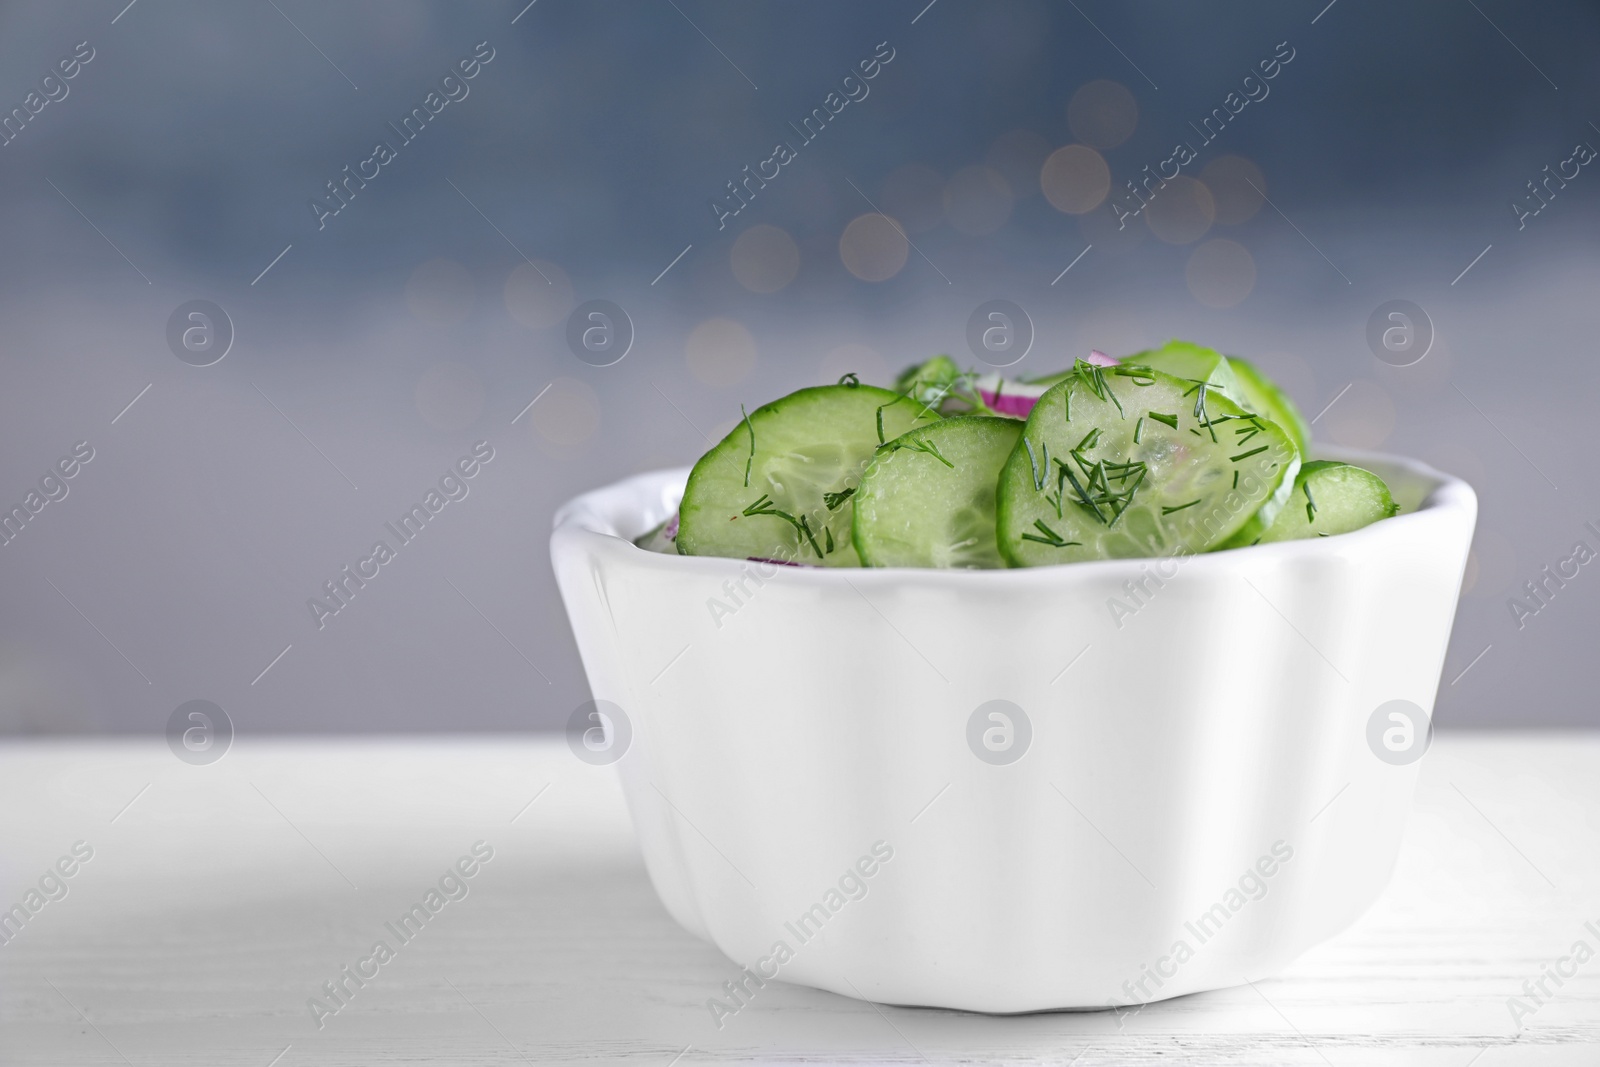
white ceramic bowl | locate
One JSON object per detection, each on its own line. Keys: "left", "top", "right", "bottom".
{"left": 550, "top": 448, "right": 1475, "bottom": 1014}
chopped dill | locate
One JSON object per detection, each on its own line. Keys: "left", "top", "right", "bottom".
{"left": 740, "top": 403, "right": 755, "bottom": 488}
{"left": 743, "top": 494, "right": 823, "bottom": 558}
{"left": 892, "top": 436, "right": 955, "bottom": 468}
{"left": 1020, "top": 519, "right": 1081, "bottom": 548}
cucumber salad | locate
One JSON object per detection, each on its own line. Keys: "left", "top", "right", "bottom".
{"left": 640, "top": 340, "right": 1399, "bottom": 569}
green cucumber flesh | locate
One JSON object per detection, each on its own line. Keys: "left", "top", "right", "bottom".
{"left": 1256, "top": 460, "right": 1398, "bottom": 543}
{"left": 1132, "top": 341, "right": 1312, "bottom": 456}
{"left": 1125, "top": 340, "right": 1242, "bottom": 401}
{"left": 1229, "top": 356, "right": 1311, "bottom": 454}
{"left": 676, "top": 383, "right": 934, "bottom": 566}
{"left": 852, "top": 415, "right": 1023, "bottom": 569}
{"left": 996, "top": 363, "right": 1300, "bottom": 566}
{"left": 893, "top": 354, "right": 961, "bottom": 401}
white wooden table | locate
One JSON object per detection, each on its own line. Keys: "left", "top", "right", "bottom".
{"left": 2, "top": 734, "right": 1596, "bottom": 1065}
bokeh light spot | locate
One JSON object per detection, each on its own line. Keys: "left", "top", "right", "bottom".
{"left": 1041, "top": 145, "right": 1110, "bottom": 215}
{"left": 1144, "top": 176, "right": 1216, "bottom": 244}
{"left": 1067, "top": 79, "right": 1139, "bottom": 149}
{"left": 943, "top": 166, "right": 1014, "bottom": 235}
{"left": 730, "top": 224, "right": 800, "bottom": 294}
{"left": 985, "top": 130, "right": 1052, "bottom": 200}
{"left": 686, "top": 317, "right": 757, "bottom": 387}
{"left": 1185, "top": 239, "right": 1256, "bottom": 308}
{"left": 1078, "top": 193, "right": 1147, "bottom": 254}
{"left": 839, "top": 214, "right": 910, "bottom": 282}
{"left": 504, "top": 260, "right": 575, "bottom": 330}
{"left": 1200, "top": 155, "right": 1267, "bottom": 225}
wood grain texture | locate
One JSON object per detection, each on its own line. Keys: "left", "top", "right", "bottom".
{"left": 0, "top": 734, "right": 1596, "bottom": 1065}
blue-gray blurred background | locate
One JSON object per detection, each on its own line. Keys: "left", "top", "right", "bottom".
{"left": 1, "top": 0, "right": 1596, "bottom": 732}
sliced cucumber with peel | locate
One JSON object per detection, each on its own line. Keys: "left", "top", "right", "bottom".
{"left": 996, "top": 362, "right": 1300, "bottom": 566}
{"left": 1129, "top": 341, "right": 1310, "bottom": 454}
{"left": 661, "top": 343, "right": 1388, "bottom": 569}
{"left": 1256, "top": 460, "right": 1398, "bottom": 543}
{"left": 893, "top": 354, "right": 961, "bottom": 405}
{"left": 1126, "top": 340, "right": 1242, "bottom": 399}
{"left": 1229, "top": 356, "right": 1311, "bottom": 455}
{"left": 676, "top": 383, "right": 933, "bottom": 566}
{"left": 853, "top": 416, "right": 1023, "bottom": 568}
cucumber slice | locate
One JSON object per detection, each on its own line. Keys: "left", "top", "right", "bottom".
{"left": 996, "top": 362, "right": 1300, "bottom": 566}
{"left": 1027, "top": 351, "right": 1118, "bottom": 387}
{"left": 677, "top": 384, "right": 933, "bottom": 566}
{"left": 853, "top": 416, "right": 1023, "bottom": 569}
{"left": 893, "top": 354, "right": 961, "bottom": 403}
{"left": 1229, "top": 356, "right": 1311, "bottom": 454}
{"left": 1125, "top": 340, "right": 1242, "bottom": 399}
{"left": 1256, "top": 460, "right": 1398, "bottom": 543}
{"left": 1129, "top": 341, "right": 1312, "bottom": 455}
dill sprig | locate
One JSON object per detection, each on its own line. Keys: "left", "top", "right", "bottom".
{"left": 1075, "top": 359, "right": 1124, "bottom": 417}
{"left": 1304, "top": 480, "right": 1318, "bottom": 523}
{"left": 743, "top": 494, "right": 823, "bottom": 558}
{"left": 1162, "top": 499, "right": 1200, "bottom": 515}
{"left": 1024, "top": 438, "right": 1049, "bottom": 491}
{"left": 1060, "top": 461, "right": 1105, "bottom": 524}
{"left": 1020, "top": 519, "right": 1081, "bottom": 548}
{"left": 740, "top": 404, "right": 756, "bottom": 488}
{"left": 1231, "top": 445, "right": 1268, "bottom": 462}
{"left": 823, "top": 487, "right": 855, "bottom": 511}
{"left": 1183, "top": 380, "right": 1218, "bottom": 442}
{"left": 1057, "top": 448, "right": 1148, "bottom": 528}
{"left": 1147, "top": 411, "right": 1179, "bottom": 429}
{"left": 889, "top": 436, "right": 955, "bottom": 468}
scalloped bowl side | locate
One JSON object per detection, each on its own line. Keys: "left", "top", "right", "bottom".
{"left": 550, "top": 448, "right": 1476, "bottom": 1012}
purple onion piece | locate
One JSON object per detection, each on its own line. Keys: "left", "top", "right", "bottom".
{"left": 977, "top": 389, "right": 1040, "bottom": 418}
